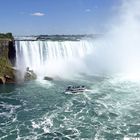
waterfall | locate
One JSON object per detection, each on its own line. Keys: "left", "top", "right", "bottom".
{"left": 15, "top": 40, "right": 93, "bottom": 78}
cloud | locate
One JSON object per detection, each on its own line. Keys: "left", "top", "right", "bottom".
{"left": 85, "top": 9, "right": 91, "bottom": 12}
{"left": 31, "top": 12, "right": 45, "bottom": 16}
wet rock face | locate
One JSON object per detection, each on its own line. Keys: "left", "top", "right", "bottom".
{"left": 8, "top": 41, "right": 16, "bottom": 65}
{"left": 0, "top": 38, "right": 16, "bottom": 84}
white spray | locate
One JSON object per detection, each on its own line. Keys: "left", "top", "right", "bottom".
{"left": 86, "top": 0, "right": 140, "bottom": 79}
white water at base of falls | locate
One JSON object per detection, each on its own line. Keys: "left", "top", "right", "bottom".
{"left": 15, "top": 40, "right": 94, "bottom": 79}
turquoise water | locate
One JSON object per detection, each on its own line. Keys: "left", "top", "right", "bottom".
{"left": 0, "top": 75, "right": 140, "bottom": 140}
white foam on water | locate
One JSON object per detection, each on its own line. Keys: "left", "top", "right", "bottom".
{"left": 31, "top": 115, "right": 53, "bottom": 134}
{"left": 35, "top": 79, "right": 54, "bottom": 89}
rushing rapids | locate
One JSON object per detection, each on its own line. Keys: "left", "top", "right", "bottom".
{"left": 15, "top": 40, "right": 94, "bottom": 79}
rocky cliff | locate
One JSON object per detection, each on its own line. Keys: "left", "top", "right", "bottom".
{"left": 0, "top": 33, "right": 16, "bottom": 84}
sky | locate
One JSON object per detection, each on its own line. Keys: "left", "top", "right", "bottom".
{"left": 0, "top": 0, "right": 121, "bottom": 35}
